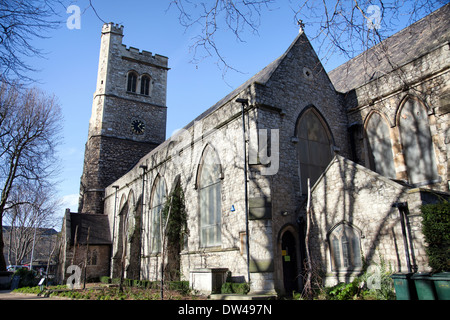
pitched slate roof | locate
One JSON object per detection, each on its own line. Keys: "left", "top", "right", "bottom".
{"left": 2, "top": 226, "right": 58, "bottom": 236}
{"left": 183, "top": 31, "right": 306, "bottom": 130}
{"left": 328, "top": 4, "right": 450, "bottom": 93}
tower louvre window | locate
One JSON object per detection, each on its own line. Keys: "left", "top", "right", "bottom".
{"left": 140, "top": 75, "right": 151, "bottom": 95}
{"left": 127, "top": 71, "right": 137, "bottom": 93}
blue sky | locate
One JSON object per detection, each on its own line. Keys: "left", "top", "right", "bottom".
{"left": 23, "top": 1, "right": 436, "bottom": 227}
{"left": 28, "top": 1, "right": 313, "bottom": 221}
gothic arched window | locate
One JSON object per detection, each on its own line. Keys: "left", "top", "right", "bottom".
{"left": 127, "top": 71, "right": 137, "bottom": 93}
{"left": 365, "top": 112, "right": 396, "bottom": 178}
{"left": 140, "top": 75, "right": 151, "bottom": 95}
{"left": 328, "top": 223, "right": 362, "bottom": 272}
{"left": 150, "top": 176, "right": 166, "bottom": 253}
{"left": 296, "top": 107, "right": 333, "bottom": 194}
{"left": 398, "top": 98, "right": 438, "bottom": 184}
{"left": 198, "top": 146, "right": 222, "bottom": 247}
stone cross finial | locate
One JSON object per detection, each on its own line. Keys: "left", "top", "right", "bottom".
{"left": 297, "top": 19, "right": 305, "bottom": 33}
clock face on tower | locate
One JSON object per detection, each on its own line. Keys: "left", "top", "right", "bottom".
{"left": 131, "top": 119, "right": 145, "bottom": 135}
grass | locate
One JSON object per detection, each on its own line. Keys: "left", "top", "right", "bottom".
{"left": 13, "top": 283, "right": 208, "bottom": 300}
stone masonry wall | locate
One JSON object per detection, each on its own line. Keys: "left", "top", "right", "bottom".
{"left": 103, "top": 89, "right": 272, "bottom": 292}
{"left": 346, "top": 42, "right": 450, "bottom": 192}
{"left": 251, "top": 31, "right": 352, "bottom": 292}
{"left": 99, "top": 26, "right": 449, "bottom": 294}
{"left": 79, "top": 23, "right": 168, "bottom": 214}
{"left": 102, "top": 31, "right": 356, "bottom": 294}
{"left": 310, "top": 156, "right": 435, "bottom": 286}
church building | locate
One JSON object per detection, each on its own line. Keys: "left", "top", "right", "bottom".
{"left": 60, "top": 4, "right": 449, "bottom": 295}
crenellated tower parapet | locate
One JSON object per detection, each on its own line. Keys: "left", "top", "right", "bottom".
{"left": 79, "top": 23, "right": 168, "bottom": 214}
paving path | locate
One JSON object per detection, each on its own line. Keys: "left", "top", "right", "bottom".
{"left": 0, "top": 289, "right": 68, "bottom": 300}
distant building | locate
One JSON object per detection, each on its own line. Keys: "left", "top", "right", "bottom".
{"left": 2, "top": 226, "right": 59, "bottom": 273}
{"left": 61, "top": 5, "right": 449, "bottom": 294}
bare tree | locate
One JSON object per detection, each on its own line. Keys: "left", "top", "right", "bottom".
{"left": 4, "top": 183, "right": 60, "bottom": 266}
{"left": 0, "top": 81, "right": 62, "bottom": 271}
{"left": 168, "top": 0, "right": 446, "bottom": 72}
{"left": 293, "top": 0, "right": 447, "bottom": 65}
{"left": 0, "top": 0, "right": 65, "bottom": 83}
{"left": 168, "top": 0, "right": 276, "bottom": 75}
{"left": 0, "top": 0, "right": 111, "bottom": 83}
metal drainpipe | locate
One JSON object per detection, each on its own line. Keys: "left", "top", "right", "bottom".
{"left": 403, "top": 205, "right": 418, "bottom": 273}
{"left": 111, "top": 185, "right": 119, "bottom": 278}
{"left": 393, "top": 202, "right": 412, "bottom": 273}
{"left": 236, "top": 98, "right": 251, "bottom": 286}
{"left": 139, "top": 165, "right": 147, "bottom": 280}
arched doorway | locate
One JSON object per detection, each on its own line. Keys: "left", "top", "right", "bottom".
{"left": 281, "top": 230, "right": 299, "bottom": 294}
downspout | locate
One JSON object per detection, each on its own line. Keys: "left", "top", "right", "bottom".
{"left": 139, "top": 165, "right": 147, "bottom": 280}
{"left": 236, "top": 98, "right": 251, "bottom": 286}
{"left": 403, "top": 205, "right": 418, "bottom": 272}
{"left": 393, "top": 202, "right": 413, "bottom": 273}
{"left": 110, "top": 185, "right": 119, "bottom": 278}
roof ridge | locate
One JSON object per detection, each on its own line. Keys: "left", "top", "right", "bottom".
{"left": 182, "top": 30, "right": 307, "bottom": 130}
{"left": 328, "top": 3, "right": 450, "bottom": 92}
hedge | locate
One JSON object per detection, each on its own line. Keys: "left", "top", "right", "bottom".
{"left": 220, "top": 282, "right": 250, "bottom": 295}
{"left": 421, "top": 201, "right": 450, "bottom": 273}
{"left": 100, "top": 276, "right": 189, "bottom": 292}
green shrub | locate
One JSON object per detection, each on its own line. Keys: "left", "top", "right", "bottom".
{"left": 124, "top": 278, "right": 133, "bottom": 287}
{"left": 321, "top": 258, "right": 395, "bottom": 300}
{"left": 220, "top": 282, "right": 250, "bottom": 295}
{"left": 13, "top": 286, "right": 42, "bottom": 294}
{"left": 106, "top": 278, "right": 189, "bottom": 294}
{"left": 421, "top": 202, "right": 450, "bottom": 273}
{"left": 100, "top": 276, "right": 111, "bottom": 284}
{"left": 132, "top": 279, "right": 141, "bottom": 287}
{"left": 221, "top": 282, "right": 233, "bottom": 294}
{"left": 168, "top": 281, "right": 189, "bottom": 293}
{"left": 325, "top": 279, "right": 360, "bottom": 300}
{"left": 12, "top": 269, "right": 39, "bottom": 288}
{"left": 359, "top": 257, "right": 396, "bottom": 300}
{"left": 111, "top": 277, "right": 121, "bottom": 284}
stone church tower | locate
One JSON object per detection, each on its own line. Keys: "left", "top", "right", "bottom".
{"left": 79, "top": 23, "right": 168, "bottom": 214}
